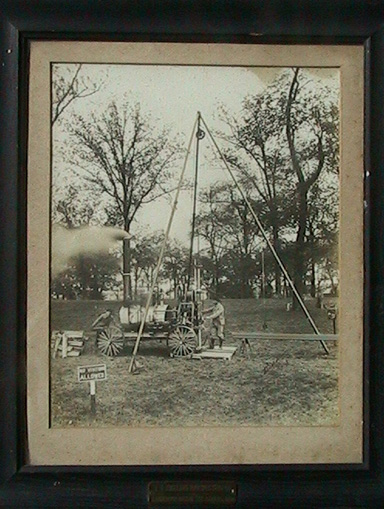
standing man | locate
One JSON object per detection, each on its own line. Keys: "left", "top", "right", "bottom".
{"left": 204, "top": 299, "right": 226, "bottom": 349}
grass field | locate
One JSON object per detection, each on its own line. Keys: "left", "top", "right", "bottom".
{"left": 50, "top": 298, "right": 338, "bottom": 427}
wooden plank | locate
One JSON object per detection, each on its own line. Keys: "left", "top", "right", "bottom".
{"left": 231, "top": 332, "right": 338, "bottom": 341}
{"left": 238, "top": 336, "right": 337, "bottom": 341}
{"left": 232, "top": 335, "right": 337, "bottom": 341}
{"left": 52, "top": 334, "right": 62, "bottom": 359}
{"left": 123, "top": 332, "right": 141, "bottom": 339}
{"left": 192, "top": 347, "right": 237, "bottom": 360}
{"left": 52, "top": 330, "right": 84, "bottom": 338}
{"left": 57, "top": 345, "right": 73, "bottom": 352}
{"left": 211, "top": 346, "right": 237, "bottom": 353}
{"left": 192, "top": 352, "right": 235, "bottom": 360}
{"left": 67, "top": 350, "right": 81, "bottom": 357}
{"left": 62, "top": 333, "right": 68, "bottom": 358}
{"left": 63, "top": 330, "right": 84, "bottom": 339}
{"left": 67, "top": 339, "right": 84, "bottom": 347}
{"left": 123, "top": 332, "right": 165, "bottom": 340}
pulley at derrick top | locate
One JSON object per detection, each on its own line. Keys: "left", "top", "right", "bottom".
{"left": 196, "top": 128, "right": 205, "bottom": 140}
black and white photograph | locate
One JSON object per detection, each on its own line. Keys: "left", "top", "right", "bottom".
{"left": 50, "top": 62, "right": 340, "bottom": 428}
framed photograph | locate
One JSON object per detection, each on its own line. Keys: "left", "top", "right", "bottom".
{"left": 30, "top": 41, "right": 362, "bottom": 466}
{"left": 1, "top": 1, "right": 384, "bottom": 507}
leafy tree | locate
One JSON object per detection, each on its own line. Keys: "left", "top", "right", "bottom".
{"left": 196, "top": 185, "right": 232, "bottom": 290}
{"left": 197, "top": 183, "right": 261, "bottom": 297}
{"left": 130, "top": 232, "right": 164, "bottom": 295}
{"left": 131, "top": 234, "right": 189, "bottom": 299}
{"left": 162, "top": 242, "right": 189, "bottom": 298}
{"left": 305, "top": 177, "right": 339, "bottom": 296}
{"left": 51, "top": 252, "right": 120, "bottom": 300}
{"left": 284, "top": 68, "right": 339, "bottom": 298}
{"left": 219, "top": 85, "right": 293, "bottom": 294}
{"left": 218, "top": 68, "right": 339, "bottom": 301}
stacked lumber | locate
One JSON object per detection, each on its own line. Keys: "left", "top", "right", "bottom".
{"left": 51, "top": 331, "right": 86, "bottom": 358}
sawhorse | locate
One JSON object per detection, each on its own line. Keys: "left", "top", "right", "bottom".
{"left": 239, "top": 337, "right": 253, "bottom": 357}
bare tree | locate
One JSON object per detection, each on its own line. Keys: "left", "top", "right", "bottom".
{"left": 68, "top": 101, "right": 179, "bottom": 300}
{"left": 52, "top": 183, "right": 96, "bottom": 228}
{"left": 52, "top": 64, "right": 104, "bottom": 125}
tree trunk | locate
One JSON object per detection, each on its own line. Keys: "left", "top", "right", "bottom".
{"left": 240, "top": 255, "right": 248, "bottom": 298}
{"left": 293, "top": 185, "right": 307, "bottom": 308}
{"left": 213, "top": 258, "right": 220, "bottom": 292}
{"left": 123, "top": 236, "right": 132, "bottom": 302}
{"left": 272, "top": 226, "right": 281, "bottom": 296}
{"left": 134, "top": 266, "right": 138, "bottom": 298}
{"left": 172, "top": 272, "right": 178, "bottom": 298}
{"left": 310, "top": 261, "right": 316, "bottom": 298}
{"left": 327, "top": 267, "right": 337, "bottom": 295}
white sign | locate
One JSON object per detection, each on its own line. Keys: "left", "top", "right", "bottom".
{"left": 78, "top": 364, "right": 107, "bottom": 382}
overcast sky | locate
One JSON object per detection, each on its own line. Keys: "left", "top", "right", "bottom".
{"left": 52, "top": 64, "right": 339, "bottom": 245}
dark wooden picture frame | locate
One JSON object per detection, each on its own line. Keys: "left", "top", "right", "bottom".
{"left": 1, "top": 0, "right": 384, "bottom": 506}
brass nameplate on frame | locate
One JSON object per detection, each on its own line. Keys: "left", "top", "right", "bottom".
{"left": 148, "top": 481, "right": 237, "bottom": 506}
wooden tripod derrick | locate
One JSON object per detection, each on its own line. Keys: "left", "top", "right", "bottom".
{"left": 128, "top": 112, "right": 330, "bottom": 373}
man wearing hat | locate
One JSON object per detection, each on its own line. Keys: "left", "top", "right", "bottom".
{"left": 204, "top": 298, "right": 225, "bottom": 349}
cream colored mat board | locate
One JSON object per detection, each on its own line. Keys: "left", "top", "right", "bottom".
{"left": 27, "top": 42, "right": 364, "bottom": 465}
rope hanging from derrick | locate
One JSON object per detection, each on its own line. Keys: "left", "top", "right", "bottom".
{"left": 187, "top": 111, "right": 204, "bottom": 290}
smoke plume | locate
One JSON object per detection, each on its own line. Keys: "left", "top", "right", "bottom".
{"left": 52, "top": 225, "right": 130, "bottom": 277}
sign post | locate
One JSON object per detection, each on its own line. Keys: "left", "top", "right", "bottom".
{"left": 89, "top": 380, "right": 96, "bottom": 416}
{"left": 78, "top": 364, "right": 107, "bottom": 416}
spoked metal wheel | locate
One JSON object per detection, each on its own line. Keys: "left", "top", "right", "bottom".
{"left": 97, "top": 325, "right": 124, "bottom": 356}
{"left": 168, "top": 325, "right": 198, "bottom": 358}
